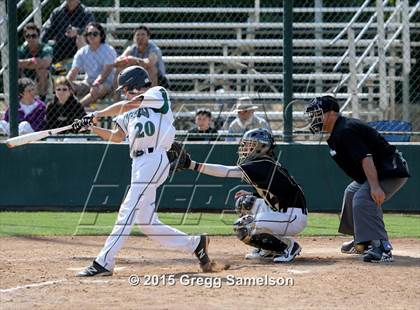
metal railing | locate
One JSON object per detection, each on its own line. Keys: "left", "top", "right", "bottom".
{"left": 332, "top": 0, "right": 419, "bottom": 121}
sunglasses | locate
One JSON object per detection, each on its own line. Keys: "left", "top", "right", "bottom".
{"left": 25, "top": 33, "right": 38, "bottom": 39}
{"left": 56, "top": 88, "right": 69, "bottom": 92}
{"left": 85, "top": 31, "right": 100, "bottom": 37}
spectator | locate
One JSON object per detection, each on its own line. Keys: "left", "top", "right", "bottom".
{"left": 187, "top": 110, "right": 218, "bottom": 141}
{"left": 18, "top": 23, "right": 53, "bottom": 100}
{"left": 0, "top": 78, "right": 46, "bottom": 135}
{"left": 67, "top": 22, "right": 117, "bottom": 107}
{"left": 41, "top": 0, "right": 94, "bottom": 63}
{"left": 114, "top": 25, "right": 168, "bottom": 94}
{"left": 227, "top": 97, "right": 271, "bottom": 140}
{"left": 46, "top": 76, "right": 86, "bottom": 130}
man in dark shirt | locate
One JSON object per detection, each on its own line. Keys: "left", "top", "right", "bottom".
{"left": 187, "top": 110, "right": 218, "bottom": 141}
{"left": 305, "top": 96, "right": 410, "bottom": 263}
{"left": 18, "top": 23, "right": 53, "bottom": 100}
{"left": 188, "top": 128, "right": 307, "bottom": 263}
{"left": 41, "top": 0, "right": 94, "bottom": 63}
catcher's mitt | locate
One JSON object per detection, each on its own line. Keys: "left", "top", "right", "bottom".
{"left": 167, "top": 141, "right": 192, "bottom": 172}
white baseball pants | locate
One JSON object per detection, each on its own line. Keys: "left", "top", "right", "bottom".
{"left": 251, "top": 198, "right": 307, "bottom": 243}
{"left": 96, "top": 149, "right": 200, "bottom": 271}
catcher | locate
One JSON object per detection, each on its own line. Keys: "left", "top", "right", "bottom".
{"left": 170, "top": 128, "right": 308, "bottom": 263}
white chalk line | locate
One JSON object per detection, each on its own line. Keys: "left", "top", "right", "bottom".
{"left": 1, "top": 277, "right": 128, "bottom": 294}
{"left": 393, "top": 250, "right": 420, "bottom": 258}
{"left": 0, "top": 278, "right": 68, "bottom": 293}
{"left": 286, "top": 269, "right": 311, "bottom": 274}
{"left": 66, "top": 267, "right": 126, "bottom": 271}
{"left": 79, "top": 279, "right": 126, "bottom": 284}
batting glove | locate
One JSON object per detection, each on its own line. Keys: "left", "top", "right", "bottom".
{"left": 80, "top": 112, "right": 98, "bottom": 127}
{"left": 72, "top": 119, "right": 84, "bottom": 133}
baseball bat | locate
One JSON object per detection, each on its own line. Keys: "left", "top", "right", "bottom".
{"left": 5, "top": 124, "right": 74, "bottom": 148}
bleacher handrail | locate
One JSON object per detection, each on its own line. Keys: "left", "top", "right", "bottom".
{"left": 336, "top": 0, "right": 419, "bottom": 114}
{"left": 110, "top": 38, "right": 409, "bottom": 48}
{"left": 89, "top": 6, "right": 417, "bottom": 14}
{"left": 102, "top": 21, "right": 420, "bottom": 30}
{"left": 160, "top": 55, "right": 412, "bottom": 64}
{"left": 168, "top": 92, "right": 373, "bottom": 100}
{"left": 165, "top": 73, "right": 403, "bottom": 81}
{"left": 329, "top": 0, "right": 372, "bottom": 45}
{"left": 333, "top": 0, "right": 402, "bottom": 72}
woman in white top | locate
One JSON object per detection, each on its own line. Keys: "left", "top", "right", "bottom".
{"left": 67, "top": 22, "right": 117, "bottom": 107}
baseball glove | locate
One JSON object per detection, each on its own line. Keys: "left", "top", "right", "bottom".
{"left": 167, "top": 141, "right": 192, "bottom": 172}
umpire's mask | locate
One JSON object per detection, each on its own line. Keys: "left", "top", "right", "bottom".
{"left": 237, "top": 128, "right": 274, "bottom": 165}
{"left": 305, "top": 95, "right": 340, "bottom": 134}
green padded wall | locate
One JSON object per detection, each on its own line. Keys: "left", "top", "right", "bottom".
{"left": 0, "top": 142, "right": 418, "bottom": 212}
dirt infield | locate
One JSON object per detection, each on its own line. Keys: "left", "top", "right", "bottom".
{"left": 1, "top": 236, "right": 419, "bottom": 310}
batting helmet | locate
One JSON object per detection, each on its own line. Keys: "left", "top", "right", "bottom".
{"left": 116, "top": 65, "right": 151, "bottom": 92}
{"left": 305, "top": 96, "right": 340, "bottom": 134}
{"left": 237, "top": 128, "right": 274, "bottom": 165}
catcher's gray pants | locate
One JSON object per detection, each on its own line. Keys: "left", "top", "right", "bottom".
{"left": 338, "top": 177, "right": 407, "bottom": 243}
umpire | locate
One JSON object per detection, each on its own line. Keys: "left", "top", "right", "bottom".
{"left": 305, "top": 96, "right": 410, "bottom": 263}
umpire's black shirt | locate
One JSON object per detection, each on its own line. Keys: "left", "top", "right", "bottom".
{"left": 327, "top": 116, "right": 396, "bottom": 184}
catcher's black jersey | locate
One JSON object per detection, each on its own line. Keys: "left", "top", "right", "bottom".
{"left": 239, "top": 156, "right": 306, "bottom": 212}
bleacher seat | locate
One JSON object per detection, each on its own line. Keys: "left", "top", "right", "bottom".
{"left": 368, "top": 120, "right": 412, "bottom": 142}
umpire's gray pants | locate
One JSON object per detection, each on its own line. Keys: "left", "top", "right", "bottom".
{"left": 338, "top": 177, "right": 407, "bottom": 243}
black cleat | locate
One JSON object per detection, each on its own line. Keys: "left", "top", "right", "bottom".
{"left": 273, "top": 240, "right": 302, "bottom": 263}
{"left": 363, "top": 247, "right": 394, "bottom": 263}
{"left": 76, "top": 261, "right": 113, "bottom": 277}
{"left": 194, "top": 235, "right": 210, "bottom": 267}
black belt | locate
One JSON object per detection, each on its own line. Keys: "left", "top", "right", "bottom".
{"left": 280, "top": 207, "right": 307, "bottom": 215}
{"left": 133, "top": 147, "right": 154, "bottom": 157}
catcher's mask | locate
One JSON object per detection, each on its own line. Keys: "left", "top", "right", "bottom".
{"left": 237, "top": 128, "right": 274, "bottom": 165}
{"left": 305, "top": 96, "right": 340, "bottom": 134}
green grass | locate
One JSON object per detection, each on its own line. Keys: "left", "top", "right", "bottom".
{"left": 0, "top": 212, "right": 419, "bottom": 237}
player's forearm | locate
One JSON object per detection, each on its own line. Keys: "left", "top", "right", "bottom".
{"left": 362, "top": 156, "right": 381, "bottom": 188}
{"left": 189, "top": 160, "right": 242, "bottom": 178}
{"left": 91, "top": 126, "right": 124, "bottom": 143}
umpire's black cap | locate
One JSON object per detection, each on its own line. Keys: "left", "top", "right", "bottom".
{"left": 309, "top": 95, "right": 340, "bottom": 112}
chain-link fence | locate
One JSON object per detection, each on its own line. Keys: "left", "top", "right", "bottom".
{"left": 1, "top": 0, "right": 419, "bottom": 140}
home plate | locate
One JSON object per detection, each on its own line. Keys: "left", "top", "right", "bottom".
{"left": 67, "top": 267, "right": 126, "bottom": 271}
{"left": 287, "top": 269, "right": 310, "bottom": 274}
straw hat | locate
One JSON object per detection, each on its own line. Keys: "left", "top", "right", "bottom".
{"left": 234, "top": 97, "right": 258, "bottom": 112}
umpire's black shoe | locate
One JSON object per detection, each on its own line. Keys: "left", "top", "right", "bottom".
{"left": 363, "top": 247, "right": 394, "bottom": 263}
{"left": 194, "top": 235, "right": 210, "bottom": 267}
{"left": 76, "top": 261, "right": 113, "bottom": 277}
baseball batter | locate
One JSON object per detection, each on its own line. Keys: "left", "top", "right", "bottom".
{"left": 73, "top": 66, "right": 215, "bottom": 276}
{"left": 188, "top": 128, "right": 308, "bottom": 262}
